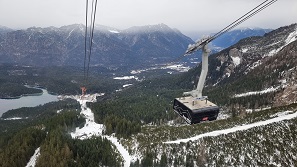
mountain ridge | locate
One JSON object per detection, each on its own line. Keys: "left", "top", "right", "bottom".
{"left": 0, "top": 24, "right": 193, "bottom": 69}
{"left": 210, "top": 27, "right": 272, "bottom": 51}
{"left": 0, "top": 23, "right": 275, "bottom": 70}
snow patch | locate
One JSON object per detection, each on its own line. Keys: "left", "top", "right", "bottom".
{"left": 66, "top": 28, "right": 75, "bottom": 40}
{"left": 116, "top": 89, "right": 123, "bottom": 92}
{"left": 246, "top": 60, "right": 262, "bottom": 73}
{"left": 3, "top": 117, "right": 28, "bottom": 120}
{"left": 165, "top": 110, "right": 297, "bottom": 144}
{"left": 114, "top": 76, "right": 136, "bottom": 80}
{"left": 241, "top": 48, "right": 248, "bottom": 53}
{"left": 270, "top": 111, "right": 293, "bottom": 118}
{"left": 265, "top": 48, "right": 282, "bottom": 57}
{"left": 280, "top": 79, "right": 287, "bottom": 84}
{"left": 216, "top": 66, "right": 220, "bottom": 71}
{"left": 130, "top": 70, "right": 141, "bottom": 74}
{"left": 225, "top": 72, "right": 230, "bottom": 78}
{"left": 246, "top": 107, "right": 271, "bottom": 113}
{"left": 123, "top": 84, "right": 133, "bottom": 88}
{"left": 26, "top": 147, "right": 40, "bottom": 167}
{"left": 279, "top": 78, "right": 288, "bottom": 88}
{"left": 109, "top": 30, "right": 120, "bottom": 34}
{"left": 70, "top": 94, "right": 104, "bottom": 139}
{"left": 106, "top": 136, "right": 131, "bottom": 167}
{"left": 162, "top": 64, "right": 190, "bottom": 72}
{"left": 213, "top": 80, "right": 221, "bottom": 86}
{"left": 231, "top": 56, "right": 241, "bottom": 67}
{"left": 234, "top": 86, "right": 280, "bottom": 97}
{"left": 130, "top": 63, "right": 190, "bottom": 74}
{"left": 217, "top": 111, "right": 231, "bottom": 120}
{"left": 285, "top": 28, "right": 297, "bottom": 44}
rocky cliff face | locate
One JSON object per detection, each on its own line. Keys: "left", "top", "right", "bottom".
{"left": 207, "top": 23, "right": 297, "bottom": 87}
{"left": 269, "top": 41, "right": 297, "bottom": 106}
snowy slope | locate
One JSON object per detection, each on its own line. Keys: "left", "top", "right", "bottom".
{"left": 121, "top": 103, "right": 297, "bottom": 167}
{"left": 233, "top": 86, "right": 280, "bottom": 97}
{"left": 25, "top": 147, "right": 40, "bottom": 167}
{"left": 164, "top": 110, "right": 297, "bottom": 144}
{"left": 69, "top": 94, "right": 131, "bottom": 167}
{"left": 106, "top": 136, "right": 131, "bottom": 167}
{"left": 70, "top": 95, "right": 104, "bottom": 139}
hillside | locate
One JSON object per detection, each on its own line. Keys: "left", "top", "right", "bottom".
{"left": 201, "top": 23, "right": 297, "bottom": 109}
{"left": 126, "top": 104, "right": 297, "bottom": 167}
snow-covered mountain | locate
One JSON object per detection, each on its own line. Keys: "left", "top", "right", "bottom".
{"left": 0, "top": 25, "right": 13, "bottom": 34}
{"left": 0, "top": 24, "right": 193, "bottom": 69}
{"left": 211, "top": 27, "right": 272, "bottom": 50}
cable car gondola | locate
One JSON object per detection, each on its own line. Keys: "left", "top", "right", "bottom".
{"left": 173, "top": 42, "right": 219, "bottom": 124}
{"left": 173, "top": 97, "right": 219, "bottom": 124}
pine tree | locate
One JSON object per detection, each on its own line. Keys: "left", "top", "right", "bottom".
{"left": 160, "top": 152, "right": 168, "bottom": 167}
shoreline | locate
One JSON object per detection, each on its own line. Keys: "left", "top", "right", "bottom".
{"left": 1, "top": 92, "right": 44, "bottom": 100}
{"left": 0, "top": 85, "right": 57, "bottom": 100}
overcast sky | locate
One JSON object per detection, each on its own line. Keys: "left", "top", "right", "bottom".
{"left": 0, "top": 0, "right": 296, "bottom": 38}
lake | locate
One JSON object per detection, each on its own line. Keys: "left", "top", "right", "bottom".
{"left": 0, "top": 88, "right": 58, "bottom": 117}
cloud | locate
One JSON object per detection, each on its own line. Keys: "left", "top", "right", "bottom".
{"left": 0, "top": 0, "right": 296, "bottom": 35}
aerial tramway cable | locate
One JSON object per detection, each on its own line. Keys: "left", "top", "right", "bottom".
{"left": 207, "top": 0, "right": 278, "bottom": 44}
{"left": 167, "top": 0, "right": 278, "bottom": 63}
{"left": 185, "top": 0, "right": 278, "bottom": 55}
{"left": 83, "top": 0, "right": 98, "bottom": 85}
{"left": 86, "top": 0, "right": 98, "bottom": 81}
{"left": 83, "top": 0, "right": 89, "bottom": 83}
{"left": 209, "top": 0, "right": 271, "bottom": 41}
{"left": 81, "top": 0, "right": 98, "bottom": 95}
